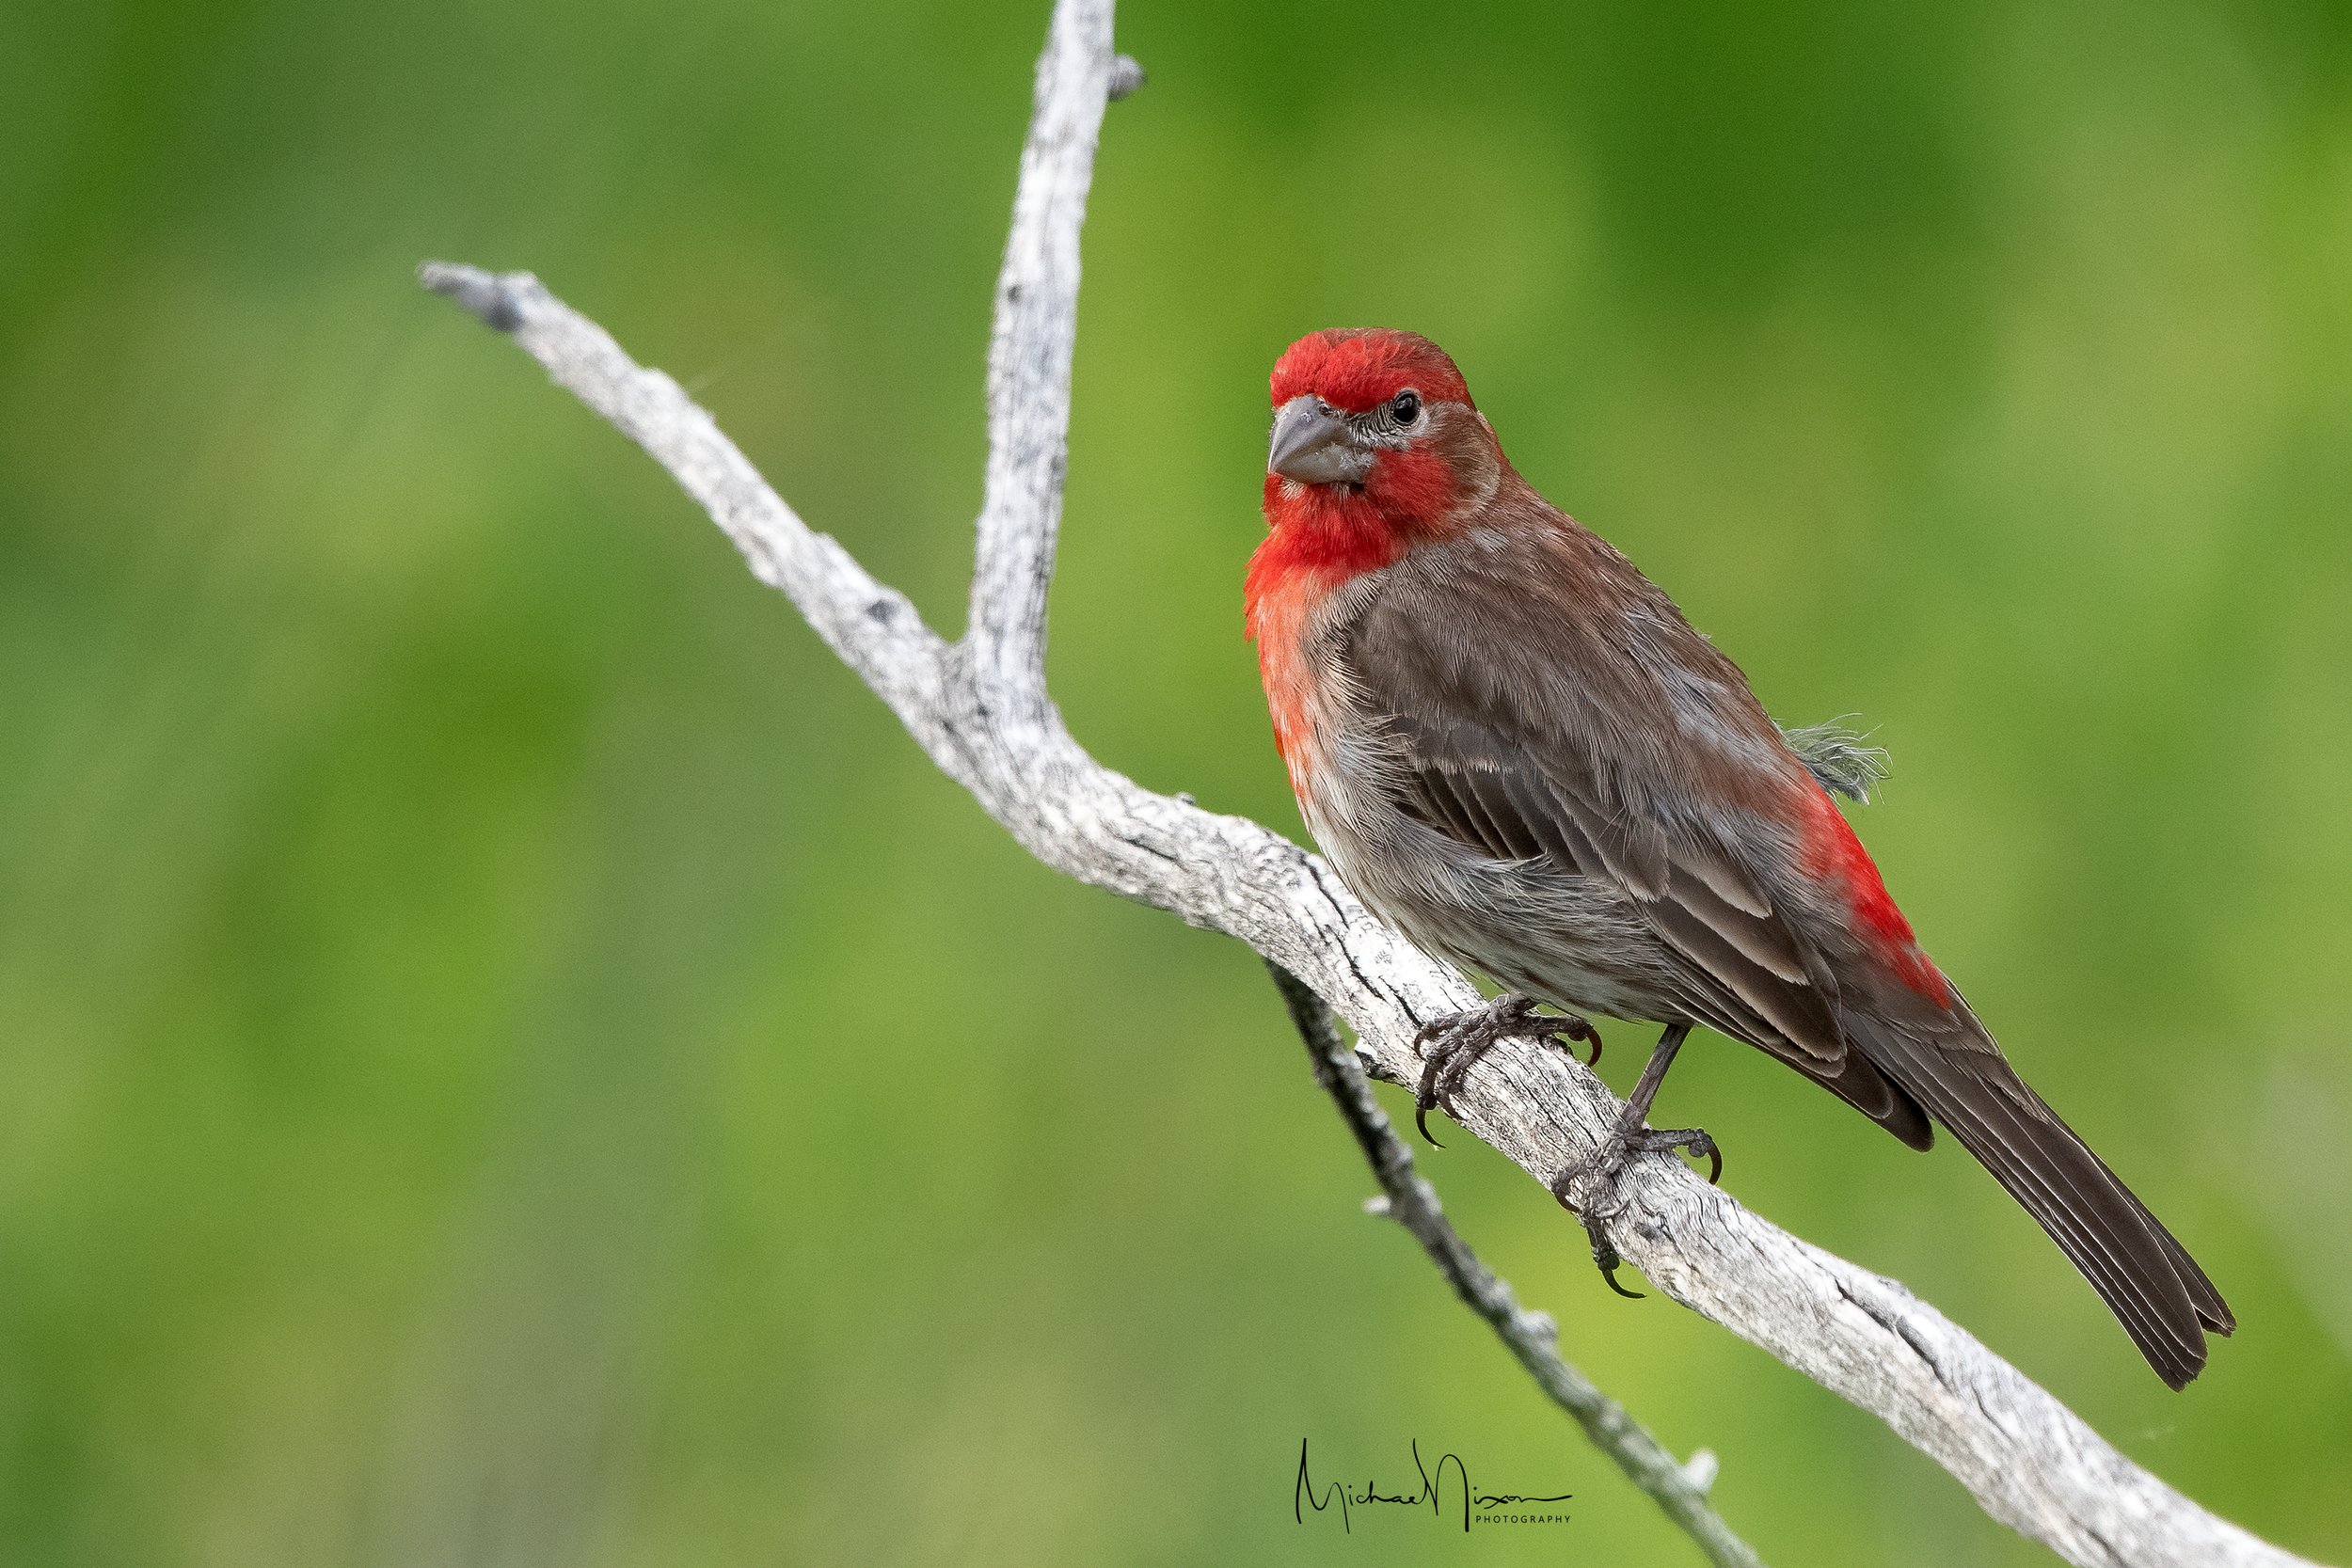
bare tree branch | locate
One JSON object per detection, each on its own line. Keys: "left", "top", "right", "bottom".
{"left": 417, "top": 3, "right": 2323, "bottom": 1563}
{"left": 967, "top": 0, "right": 1110, "bottom": 698}
{"left": 1266, "top": 962, "right": 1764, "bottom": 1566}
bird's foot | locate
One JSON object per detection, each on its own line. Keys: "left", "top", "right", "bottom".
{"left": 1620, "top": 1124, "right": 1723, "bottom": 1184}
{"left": 1411, "top": 992, "right": 1600, "bottom": 1148}
{"left": 1548, "top": 1116, "right": 1724, "bottom": 1300}
{"left": 1549, "top": 1119, "right": 1724, "bottom": 1209}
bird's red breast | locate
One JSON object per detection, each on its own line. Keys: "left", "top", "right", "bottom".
{"left": 1244, "top": 504, "right": 1388, "bottom": 796}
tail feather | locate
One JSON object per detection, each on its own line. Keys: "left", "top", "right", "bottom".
{"left": 2082, "top": 1139, "right": 2236, "bottom": 1336}
{"left": 1862, "top": 1025, "right": 2229, "bottom": 1388}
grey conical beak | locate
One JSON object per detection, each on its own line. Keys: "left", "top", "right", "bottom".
{"left": 1268, "top": 396, "right": 1372, "bottom": 485}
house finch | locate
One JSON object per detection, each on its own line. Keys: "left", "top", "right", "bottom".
{"left": 1247, "top": 327, "right": 2233, "bottom": 1387}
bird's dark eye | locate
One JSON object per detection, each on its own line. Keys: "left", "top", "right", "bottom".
{"left": 1390, "top": 390, "right": 1422, "bottom": 425}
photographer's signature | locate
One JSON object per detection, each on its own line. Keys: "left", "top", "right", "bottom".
{"left": 1294, "top": 1439, "right": 1573, "bottom": 1531}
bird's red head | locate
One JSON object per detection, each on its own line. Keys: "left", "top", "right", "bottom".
{"left": 1247, "top": 330, "right": 1508, "bottom": 784}
{"left": 1258, "top": 329, "right": 1503, "bottom": 581}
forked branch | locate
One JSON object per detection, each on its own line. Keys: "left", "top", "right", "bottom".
{"left": 418, "top": 3, "right": 2317, "bottom": 1563}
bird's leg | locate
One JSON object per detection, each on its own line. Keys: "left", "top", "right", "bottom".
{"left": 1605, "top": 1023, "right": 1722, "bottom": 1181}
{"left": 1411, "top": 992, "right": 1601, "bottom": 1148}
{"left": 1549, "top": 1023, "right": 1720, "bottom": 1298}
{"left": 1569, "top": 1022, "right": 1720, "bottom": 1182}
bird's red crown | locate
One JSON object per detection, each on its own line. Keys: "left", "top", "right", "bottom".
{"left": 1269, "top": 328, "right": 1472, "bottom": 414}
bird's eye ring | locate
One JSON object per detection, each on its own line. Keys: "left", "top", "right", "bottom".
{"left": 1390, "top": 390, "right": 1422, "bottom": 425}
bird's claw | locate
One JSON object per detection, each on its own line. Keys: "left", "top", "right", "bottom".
{"left": 1549, "top": 1119, "right": 1724, "bottom": 1297}
{"left": 1554, "top": 1122, "right": 1724, "bottom": 1203}
{"left": 1588, "top": 1225, "right": 1645, "bottom": 1299}
{"left": 1412, "top": 1076, "right": 1445, "bottom": 1148}
{"left": 1411, "top": 993, "right": 1600, "bottom": 1148}
{"left": 1549, "top": 1171, "right": 1646, "bottom": 1298}
{"left": 1627, "top": 1126, "right": 1723, "bottom": 1185}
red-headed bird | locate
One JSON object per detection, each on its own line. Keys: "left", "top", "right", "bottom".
{"left": 1247, "top": 327, "right": 2233, "bottom": 1387}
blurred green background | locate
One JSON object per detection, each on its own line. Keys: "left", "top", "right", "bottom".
{"left": 5, "top": 0, "right": 2351, "bottom": 1561}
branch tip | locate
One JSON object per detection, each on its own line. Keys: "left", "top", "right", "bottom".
{"left": 419, "top": 260, "right": 528, "bottom": 333}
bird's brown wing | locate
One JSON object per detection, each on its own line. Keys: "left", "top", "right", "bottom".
{"left": 1339, "top": 552, "right": 1934, "bottom": 1148}
{"left": 1340, "top": 527, "right": 2233, "bottom": 1384}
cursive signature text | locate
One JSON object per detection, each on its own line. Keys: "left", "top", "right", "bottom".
{"left": 1294, "top": 1438, "right": 1573, "bottom": 1532}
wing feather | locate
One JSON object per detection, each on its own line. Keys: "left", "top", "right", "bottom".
{"left": 1317, "top": 512, "right": 2226, "bottom": 1371}
{"left": 1340, "top": 537, "right": 1931, "bottom": 1143}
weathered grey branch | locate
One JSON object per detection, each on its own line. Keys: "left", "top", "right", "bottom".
{"left": 1266, "top": 963, "right": 1763, "bottom": 1566}
{"left": 966, "top": 0, "right": 1107, "bottom": 699}
{"left": 417, "top": 2, "right": 2321, "bottom": 1563}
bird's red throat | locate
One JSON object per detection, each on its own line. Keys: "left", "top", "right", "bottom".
{"left": 1245, "top": 480, "right": 1410, "bottom": 795}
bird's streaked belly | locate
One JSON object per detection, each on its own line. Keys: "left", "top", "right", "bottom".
{"left": 1298, "top": 768, "right": 1684, "bottom": 1027}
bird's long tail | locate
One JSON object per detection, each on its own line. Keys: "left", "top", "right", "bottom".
{"left": 1864, "top": 1022, "right": 2233, "bottom": 1388}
